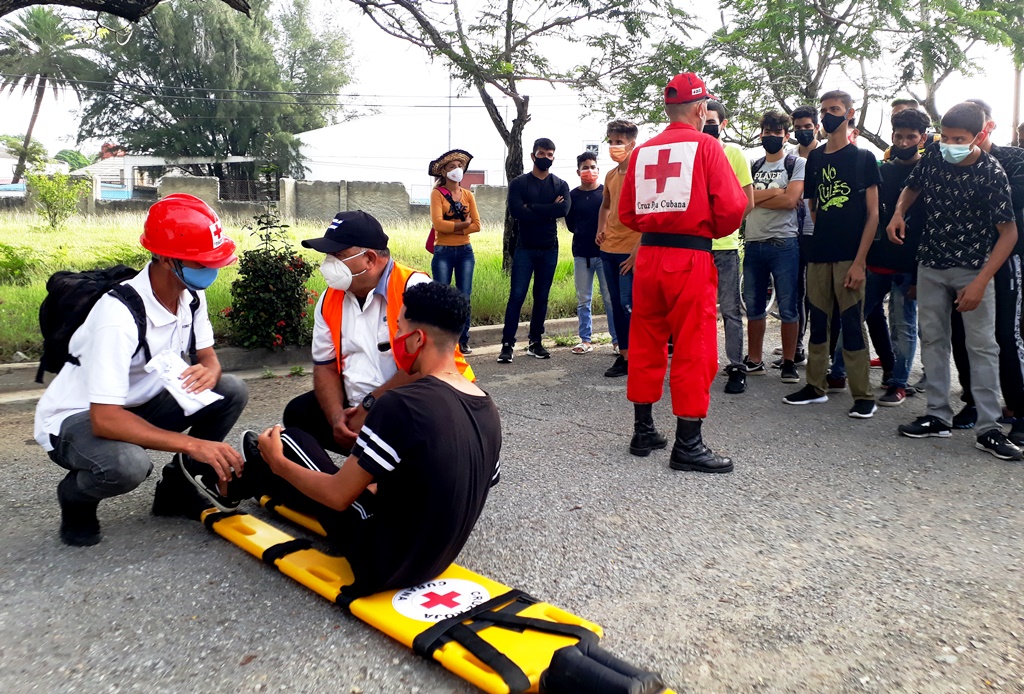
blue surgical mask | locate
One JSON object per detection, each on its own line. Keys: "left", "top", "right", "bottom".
{"left": 940, "top": 142, "right": 973, "bottom": 164}
{"left": 174, "top": 262, "right": 219, "bottom": 290}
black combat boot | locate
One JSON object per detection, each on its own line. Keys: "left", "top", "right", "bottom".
{"left": 629, "top": 404, "right": 668, "bottom": 457}
{"left": 57, "top": 476, "right": 101, "bottom": 546}
{"left": 669, "top": 419, "right": 734, "bottom": 473}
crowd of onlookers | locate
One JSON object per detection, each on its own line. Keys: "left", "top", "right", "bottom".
{"left": 428, "top": 93, "right": 1024, "bottom": 462}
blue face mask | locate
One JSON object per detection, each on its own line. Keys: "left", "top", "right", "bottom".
{"left": 174, "top": 262, "right": 219, "bottom": 290}
{"left": 940, "top": 142, "right": 973, "bottom": 164}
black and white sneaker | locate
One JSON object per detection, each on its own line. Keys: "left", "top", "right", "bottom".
{"left": 975, "top": 429, "right": 1024, "bottom": 461}
{"left": 177, "top": 453, "right": 240, "bottom": 513}
{"left": 527, "top": 342, "right": 551, "bottom": 359}
{"left": 743, "top": 356, "right": 766, "bottom": 375}
{"left": 952, "top": 404, "right": 977, "bottom": 430}
{"left": 604, "top": 355, "right": 628, "bottom": 378}
{"left": 497, "top": 343, "right": 514, "bottom": 363}
{"left": 848, "top": 399, "right": 877, "bottom": 419}
{"left": 898, "top": 415, "right": 951, "bottom": 438}
{"left": 780, "top": 361, "right": 800, "bottom": 384}
{"left": 783, "top": 384, "right": 827, "bottom": 405}
{"left": 459, "top": 342, "right": 473, "bottom": 356}
{"left": 724, "top": 365, "right": 746, "bottom": 394}
{"left": 772, "top": 350, "right": 807, "bottom": 368}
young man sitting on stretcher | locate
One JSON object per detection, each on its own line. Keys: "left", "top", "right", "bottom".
{"left": 181, "top": 282, "right": 503, "bottom": 597}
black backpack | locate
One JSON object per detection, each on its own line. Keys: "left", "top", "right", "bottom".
{"left": 751, "top": 153, "right": 806, "bottom": 232}
{"left": 36, "top": 265, "right": 199, "bottom": 383}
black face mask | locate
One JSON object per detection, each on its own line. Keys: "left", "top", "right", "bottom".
{"left": 821, "top": 112, "right": 847, "bottom": 134}
{"left": 533, "top": 156, "right": 553, "bottom": 172}
{"left": 702, "top": 123, "right": 720, "bottom": 139}
{"left": 891, "top": 144, "right": 919, "bottom": 161}
{"left": 794, "top": 130, "right": 816, "bottom": 146}
{"left": 761, "top": 136, "right": 785, "bottom": 154}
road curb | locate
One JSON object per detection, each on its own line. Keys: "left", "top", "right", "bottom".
{"left": 0, "top": 315, "right": 608, "bottom": 406}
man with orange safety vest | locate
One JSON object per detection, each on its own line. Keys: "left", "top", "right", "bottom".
{"left": 282, "top": 211, "right": 474, "bottom": 455}
{"left": 34, "top": 194, "right": 249, "bottom": 546}
{"left": 618, "top": 72, "right": 749, "bottom": 474}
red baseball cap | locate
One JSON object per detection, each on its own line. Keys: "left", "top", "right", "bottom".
{"left": 664, "top": 73, "right": 717, "bottom": 104}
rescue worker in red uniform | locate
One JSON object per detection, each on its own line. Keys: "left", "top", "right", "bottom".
{"left": 618, "top": 73, "right": 749, "bottom": 473}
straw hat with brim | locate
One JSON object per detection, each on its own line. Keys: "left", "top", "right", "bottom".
{"left": 428, "top": 149, "right": 473, "bottom": 178}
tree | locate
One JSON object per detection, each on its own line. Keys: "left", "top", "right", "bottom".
{"left": 0, "top": 0, "right": 249, "bottom": 23}
{"left": 0, "top": 134, "right": 47, "bottom": 170}
{"left": 345, "top": 0, "right": 653, "bottom": 268}
{"left": 77, "top": 0, "right": 351, "bottom": 180}
{"left": 0, "top": 7, "right": 97, "bottom": 184}
{"left": 54, "top": 148, "right": 91, "bottom": 170}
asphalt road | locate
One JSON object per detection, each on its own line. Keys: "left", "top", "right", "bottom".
{"left": 1, "top": 338, "right": 1023, "bottom": 693}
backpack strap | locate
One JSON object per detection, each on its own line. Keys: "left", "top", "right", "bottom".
{"left": 783, "top": 154, "right": 797, "bottom": 180}
{"left": 106, "top": 284, "right": 152, "bottom": 365}
{"left": 750, "top": 156, "right": 767, "bottom": 177}
{"left": 187, "top": 290, "right": 200, "bottom": 365}
{"left": 437, "top": 186, "right": 465, "bottom": 220}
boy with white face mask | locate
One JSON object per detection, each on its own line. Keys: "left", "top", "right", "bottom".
{"left": 284, "top": 211, "right": 474, "bottom": 457}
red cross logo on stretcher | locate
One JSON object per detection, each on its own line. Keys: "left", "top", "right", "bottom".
{"left": 392, "top": 577, "right": 491, "bottom": 622}
{"left": 644, "top": 149, "right": 682, "bottom": 194}
{"left": 421, "top": 591, "right": 461, "bottom": 609}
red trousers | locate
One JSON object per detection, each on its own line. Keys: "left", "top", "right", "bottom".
{"left": 627, "top": 246, "right": 719, "bottom": 418}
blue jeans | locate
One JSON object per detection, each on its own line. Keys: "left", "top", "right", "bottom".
{"left": 431, "top": 244, "right": 475, "bottom": 344}
{"left": 600, "top": 251, "right": 633, "bottom": 350}
{"left": 831, "top": 270, "right": 917, "bottom": 388}
{"left": 502, "top": 247, "right": 559, "bottom": 345}
{"left": 742, "top": 237, "right": 800, "bottom": 323}
{"left": 573, "top": 256, "right": 618, "bottom": 344}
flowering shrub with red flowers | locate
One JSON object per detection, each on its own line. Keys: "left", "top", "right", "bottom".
{"left": 228, "top": 174, "right": 314, "bottom": 349}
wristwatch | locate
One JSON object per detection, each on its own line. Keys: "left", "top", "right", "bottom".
{"left": 361, "top": 393, "right": 376, "bottom": 412}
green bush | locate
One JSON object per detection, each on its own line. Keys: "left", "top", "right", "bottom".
{"left": 89, "top": 243, "right": 152, "bottom": 270}
{"left": 228, "top": 195, "right": 315, "bottom": 349}
{"left": 0, "top": 242, "right": 39, "bottom": 286}
{"left": 24, "top": 170, "right": 91, "bottom": 230}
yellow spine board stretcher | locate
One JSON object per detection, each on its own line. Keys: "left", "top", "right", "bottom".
{"left": 200, "top": 498, "right": 675, "bottom": 694}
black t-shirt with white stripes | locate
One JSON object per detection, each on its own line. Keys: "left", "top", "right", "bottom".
{"left": 350, "top": 376, "right": 502, "bottom": 592}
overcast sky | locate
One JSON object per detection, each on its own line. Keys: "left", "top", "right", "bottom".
{"left": 3, "top": 0, "right": 1021, "bottom": 196}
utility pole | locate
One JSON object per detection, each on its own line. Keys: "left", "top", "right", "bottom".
{"left": 1013, "top": 66, "right": 1021, "bottom": 147}
{"left": 447, "top": 77, "right": 452, "bottom": 150}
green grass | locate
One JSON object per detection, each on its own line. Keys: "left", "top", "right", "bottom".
{"left": 0, "top": 210, "right": 602, "bottom": 361}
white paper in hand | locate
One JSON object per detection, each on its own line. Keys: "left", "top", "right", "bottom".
{"left": 144, "top": 350, "right": 224, "bottom": 416}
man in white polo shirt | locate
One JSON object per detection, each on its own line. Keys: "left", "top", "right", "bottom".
{"left": 283, "top": 211, "right": 473, "bottom": 454}
{"left": 34, "top": 194, "right": 248, "bottom": 546}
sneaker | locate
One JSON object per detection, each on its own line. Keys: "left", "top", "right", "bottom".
{"left": 870, "top": 357, "right": 882, "bottom": 368}
{"left": 459, "top": 342, "right": 473, "bottom": 356}
{"left": 604, "top": 355, "right": 628, "bottom": 378}
{"left": 771, "top": 350, "right": 806, "bottom": 368}
{"left": 826, "top": 375, "right": 847, "bottom": 392}
{"left": 743, "top": 356, "right": 766, "bottom": 374}
{"left": 1010, "top": 421, "right": 1024, "bottom": 447}
{"left": 152, "top": 459, "right": 213, "bottom": 520}
{"left": 772, "top": 347, "right": 784, "bottom": 356}
{"left": 881, "top": 371, "right": 894, "bottom": 387}
{"left": 952, "top": 404, "right": 977, "bottom": 430}
{"left": 724, "top": 365, "right": 746, "bottom": 394}
{"left": 176, "top": 453, "right": 240, "bottom": 513}
{"left": 57, "top": 477, "right": 101, "bottom": 547}
{"left": 910, "top": 376, "right": 927, "bottom": 394}
{"left": 783, "top": 384, "right": 827, "bottom": 405}
{"left": 497, "top": 343, "right": 514, "bottom": 363}
{"left": 975, "top": 429, "right": 1024, "bottom": 461}
{"left": 780, "top": 361, "right": 800, "bottom": 384}
{"left": 527, "top": 342, "right": 551, "bottom": 359}
{"left": 848, "top": 399, "right": 877, "bottom": 419}
{"left": 878, "top": 386, "right": 906, "bottom": 407}
{"left": 898, "top": 415, "right": 951, "bottom": 438}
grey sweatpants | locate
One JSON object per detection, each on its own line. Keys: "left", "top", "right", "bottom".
{"left": 917, "top": 265, "right": 1001, "bottom": 434}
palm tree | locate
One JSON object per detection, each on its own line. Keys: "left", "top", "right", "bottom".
{"left": 0, "top": 8, "right": 96, "bottom": 184}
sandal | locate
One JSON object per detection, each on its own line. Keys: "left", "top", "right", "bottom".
{"left": 613, "top": 344, "right": 620, "bottom": 355}
{"left": 571, "top": 342, "right": 594, "bottom": 354}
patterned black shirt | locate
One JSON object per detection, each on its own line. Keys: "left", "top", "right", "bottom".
{"left": 989, "top": 144, "right": 1024, "bottom": 254}
{"left": 906, "top": 147, "right": 1016, "bottom": 269}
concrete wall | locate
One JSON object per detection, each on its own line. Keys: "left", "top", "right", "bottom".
{"left": 471, "top": 185, "right": 508, "bottom": 224}
{"left": 7, "top": 174, "right": 512, "bottom": 225}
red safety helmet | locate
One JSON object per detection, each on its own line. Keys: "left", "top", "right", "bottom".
{"left": 140, "top": 193, "right": 237, "bottom": 268}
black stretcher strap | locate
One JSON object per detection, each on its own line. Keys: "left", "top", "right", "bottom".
{"left": 413, "top": 589, "right": 529, "bottom": 657}
{"left": 261, "top": 538, "right": 314, "bottom": 566}
{"left": 447, "top": 623, "right": 531, "bottom": 694}
{"left": 203, "top": 510, "right": 242, "bottom": 530}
